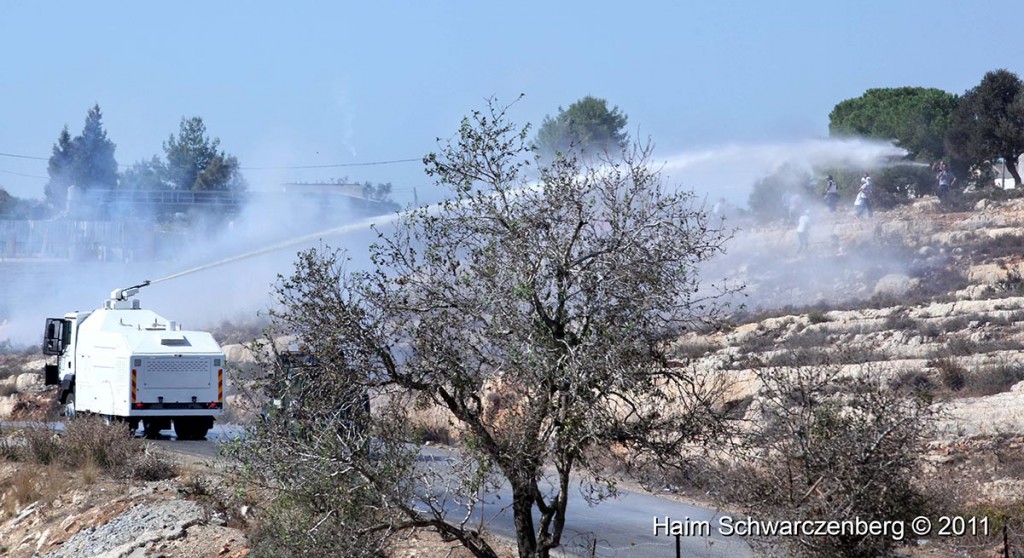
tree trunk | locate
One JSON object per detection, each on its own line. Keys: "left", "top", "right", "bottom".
{"left": 511, "top": 481, "right": 540, "bottom": 558}
{"left": 1007, "top": 155, "right": 1023, "bottom": 187}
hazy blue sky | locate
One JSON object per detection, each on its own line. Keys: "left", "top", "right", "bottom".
{"left": 1, "top": 1, "right": 1021, "bottom": 202}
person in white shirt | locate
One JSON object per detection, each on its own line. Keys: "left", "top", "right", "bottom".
{"left": 796, "top": 209, "right": 811, "bottom": 252}
{"left": 854, "top": 186, "right": 872, "bottom": 219}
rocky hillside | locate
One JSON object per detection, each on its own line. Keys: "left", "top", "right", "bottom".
{"left": 675, "top": 195, "right": 1024, "bottom": 525}
{"left": 687, "top": 196, "right": 1024, "bottom": 435}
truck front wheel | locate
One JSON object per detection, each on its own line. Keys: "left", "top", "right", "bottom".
{"left": 64, "top": 393, "right": 76, "bottom": 420}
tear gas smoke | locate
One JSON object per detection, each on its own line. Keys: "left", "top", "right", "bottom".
{"left": 0, "top": 190, "right": 401, "bottom": 347}
{"left": 659, "top": 137, "right": 908, "bottom": 205}
{"left": 0, "top": 136, "right": 914, "bottom": 348}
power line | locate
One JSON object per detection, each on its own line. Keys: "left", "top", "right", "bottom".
{"left": 0, "top": 151, "right": 48, "bottom": 161}
{"left": 0, "top": 169, "right": 47, "bottom": 179}
{"left": 239, "top": 158, "right": 422, "bottom": 171}
{"left": 0, "top": 149, "right": 423, "bottom": 172}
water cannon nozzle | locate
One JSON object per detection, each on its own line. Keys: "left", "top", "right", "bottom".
{"left": 110, "top": 280, "right": 151, "bottom": 302}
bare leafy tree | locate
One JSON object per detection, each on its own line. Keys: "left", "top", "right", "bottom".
{"left": 232, "top": 99, "right": 735, "bottom": 558}
{"left": 713, "top": 363, "right": 937, "bottom": 558}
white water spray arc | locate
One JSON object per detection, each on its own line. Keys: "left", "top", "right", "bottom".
{"left": 147, "top": 212, "right": 406, "bottom": 286}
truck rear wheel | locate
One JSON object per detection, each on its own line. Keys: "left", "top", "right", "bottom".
{"left": 174, "top": 417, "right": 212, "bottom": 440}
{"left": 143, "top": 419, "right": 169, "bottom": 439}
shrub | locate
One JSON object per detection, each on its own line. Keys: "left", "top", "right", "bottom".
{"left": 410, "top": 423, "right": 452, "bottom": 445}
{"left": 932, "top": 358, "right": 967, "bottom": 392}
{"left": 944, "top": 338, "right": 979, "bottom": 357}
{"left": 917, "top": 321, "right": 942, "bottom": 339}
{"left": 889, "top": 370, "right": 937, "bottom": 395}
{"left": 738, "top": 332, "right": 780, "bottom": 355}
{"left": 713, "top": 365, "right": 936, "bottom": 557}
{"left": 968, "top": 234, "right": 1024, "bottom": 264}
{"left": 884, "top": 312, "right": 918, "bottom": 331}
{"left": 940, "top": 315, "right": 970, "bottom": 334}
{"left": 9, "top": 418, "right": 176, "bottom": 481}
{"left": 20, "top": 425, "right": 61, "bottom": 465}
{"left": 807, "top": 309, "right": 830, "bottom": 324}
{"left": 967, "top": 363, "right": 1024, "bottom": 397}
{"left": 672, "top": 339, "right": 721, "bottom": 361}
{"left": 765, "top": 348, "right": 833, "bottom": 367}
{"left": 125, "top": 448, "right": 176, "bottom": 481}
{"left": 60, "top": 416, "right": 139, "bottom": 470}
{"left": 782, "top": 328, "right": 831, "bottom": 350}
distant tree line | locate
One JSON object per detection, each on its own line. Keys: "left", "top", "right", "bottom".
{"left": 749, "top": 68, "right": 1024, "bottom": 219}
{"left": 829, "top": 69, "right": 1024, "bottom": 192}
{"left": 37, "top": 106, "right": 247, "bottom": 223}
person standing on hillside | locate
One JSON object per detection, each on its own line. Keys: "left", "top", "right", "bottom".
{"left": 796, "top": 209, "right": 811, "bottom": 252}
{"left": 860, "top": 173, "right": 874, "bottom": 197}
{"left": 855, "top": 174, "right": 874, "bottom": 218}
{"left": 854, "top": 186, "right": 872, "bottom": 219}
{"left": 823, "top": 175, "right": 839, "bottom": 212}
{"left": 787, "top": 192, "right": 802, "bottom": 223}
{"left": 935, "top": 161, "right": 955, "bottom": 200}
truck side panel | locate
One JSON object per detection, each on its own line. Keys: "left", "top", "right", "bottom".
{"left": 77, "top": 346, "right": 130, "bottom": 416}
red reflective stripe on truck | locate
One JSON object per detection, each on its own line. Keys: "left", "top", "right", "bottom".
{"left": 218, "top": 368, "right": 223, "bottom": 402}
{"left": 131, "top": 368, "right": 137, "bottom": 402}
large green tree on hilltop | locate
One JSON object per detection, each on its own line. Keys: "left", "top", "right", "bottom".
{"left": 829, "top": 87, "right": 957, "bottom": 161}
{"left": 946, "top": 69, "right": 1024, "bottom": 187}
{"left": 534, "top": 96, "right": 629, "bottom": 157}
{"left": 163, "top": 116, "right": 246, "bottom": 192}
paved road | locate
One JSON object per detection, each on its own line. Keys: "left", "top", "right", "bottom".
{"left": 416, "top": 445, "right": 751, "bottom": 558}
{"left": 8, "top": 421, "right": 752, "bottom": 557}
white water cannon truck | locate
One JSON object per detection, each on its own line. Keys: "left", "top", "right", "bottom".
{"left": 41, "top": 281, "right": 225, "bottom": 440}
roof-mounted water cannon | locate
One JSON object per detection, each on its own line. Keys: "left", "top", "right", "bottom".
{"left": 105, "top": 280, "right": 151, "bottom": 309}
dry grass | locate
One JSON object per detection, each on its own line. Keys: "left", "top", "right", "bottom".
{"left": 883, "top": 311, "right": 918, "bottom": 331}
{"left": 671, "top": 339, "right": 721, "bottom": 361}
{"left": 932, "top": 357, "right": 968, "bottom": 392}
{"left": 20, "top": 425, "right": 61, "bottom": 465}
{"left": 0, "top": 463, "right": 68, "bottom": 518}
{"left": 969, "top": 363, "right": 1024, "bottom": 397}
{"left": 4, "top": 418, "right": 176, "bottom": 481}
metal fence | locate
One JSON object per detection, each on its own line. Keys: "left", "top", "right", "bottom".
{"left": 0, "top": 220, "right": 156, "bottom": 261}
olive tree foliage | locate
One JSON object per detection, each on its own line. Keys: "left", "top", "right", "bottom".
{"left": 713, "top": 364, "right": 937, "bottom": 558}
{"left": 946, "top": 69, "right": 1024, "bottom": 187}
{"left": 233, "top": 100, "right": 736, "bottom": 558}
{"left": 227, "top": 288, "right": 495, "bottom": 558}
